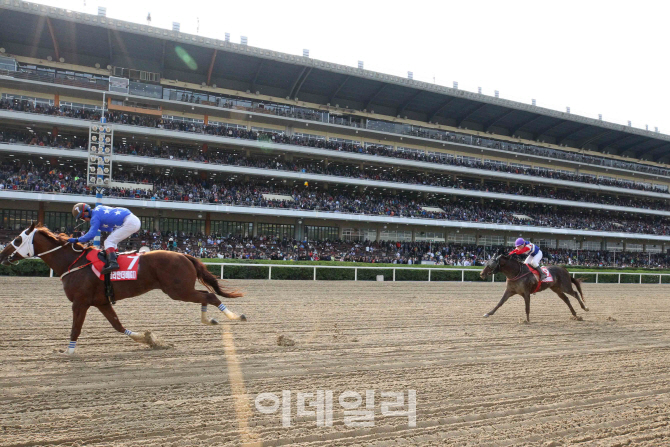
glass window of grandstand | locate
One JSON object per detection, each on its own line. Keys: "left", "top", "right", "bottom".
{"left": 415, "top": 231, "right": 445, "bottom": 242}
{"left": 1, "top": 93, "right": 54, "bottom": 108}
{"left": 536, "top": 239, "right": 556, "bottom": 249}
{"left": 305, "top": 226, "right": 339, "bottom": 241}
{"left": 380, "top": 230, "right": 412, "bottom": 242}
{"left": 257, "top": 223, "right": 294, "bottom": 239}
{"left": 129, "top": 81, "right": 162, "bottom": 99}
{"left": 45, "top": 211, "right": 89, "bottom": 234}
{"left": 139, "top": 216, "right": 154, "bottom": 232}
{"left": 60, "top": 101, "right": 103, "bottom": 112}
{"left": 160, "top": 218, "right": 205, "bottom": 236}
{"left": 478, "top": 235, "right": 505, "bottom": 247}
{"left": 448, "top": 233, "right": 477, "bottom": 244}
{"left": 606, "top": 242, "right": 623, "bottom": 252}
{"left": 0, "top": 56, "right": 17, "bottom": 71}
{"left": 0, "top": 209, "right": 38, "bottom": 230}
{"left": 211, "top": 221, "right": 253, "bottom": 238}
{"left": 582, "top": 241, "right": 602, "bottom": 251}
{"left": 558, "top": 239, "right": 579, "bottom": 250}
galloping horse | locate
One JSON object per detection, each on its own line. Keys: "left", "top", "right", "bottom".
{"left": 0, "top": 223, "right": 247, "bottom": 354}
{"left": 480, "top": 254, "right": 587, "bottom": 322}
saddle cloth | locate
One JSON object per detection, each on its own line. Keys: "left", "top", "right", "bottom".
{"left": 86, "top": 250, "right": 141, "bottom": 281}
{"left": 531, "top": 266, "right": 553, "bottom": 293}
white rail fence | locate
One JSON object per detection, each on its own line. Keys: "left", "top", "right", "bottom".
{"left": 47, "top": 263, "right": 670, "bottom": 283}
{"left": 179, "top": 263, "right": 670, "bottom": 284}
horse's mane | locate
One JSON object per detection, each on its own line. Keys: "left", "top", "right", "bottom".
{"left": 35, "top": 224, "right": 86, "bottom": 248}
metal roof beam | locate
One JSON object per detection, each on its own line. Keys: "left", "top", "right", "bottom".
{"left": 292, "top": 67, "right": 312, "bottom": 99}
{"left": 287, "top": 67, "right": 307, "bottom": 99}
{"left": 107, "top": 29, "right": 114, "bottom": 67}
{"left": 602, "top": 135, "right": 637, "bottom": 155}
{"left": 427, "top": 97, "right": 456, "bottom": 122}
{"left": 654, "top": 147, "right": 670, "bottom": 163}
{"left": 206, "top": 49, "right": 217, "bottom": 86}
{"left": 329, "top": 76, "right": 350, "bottom": 104}
{"left": 556, "top": 125, "right": 590, "bottom": 145}
{"left": 577, "top": 130, "right": 612, "bottom": 149}
{"left": 397, "top": 91, "right": 423, "bottom": 116}
{"left": 250, "top": 60, "right": 265, "bottom": 92}
{"left": 159, "top": 40, "right": 166, "bottom": 74}
{"left": 457, "top": 103, "right": 487, "bottom": 127}
{"left": 364, "top": 83, "right": 388, "bottom": 110}
{"left": 534, "top": 119, "right": 567, "bottom": 139}
{"left": 45, "top": 17, "right": 60, "bottom": 61}
{"left": 508, "top": 115, "right": 544, "bottom": 136}
{"left": 483, "top": 109, "right": 516, "bottom": 132}
{"left": 630, "top": 141, "right": 667, "bottom": 158}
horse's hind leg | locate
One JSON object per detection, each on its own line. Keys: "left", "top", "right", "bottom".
{"left": 164, "top": 288, "right": 247, "bottom": 322}
{"left": 566, "top": 288, "right": 589, "bottom": 311}
{"left": 553, "top": 289, "right": 581, "bottom": 320}
{"left": 96, "top": 303, "right": 153, "bottom": 346}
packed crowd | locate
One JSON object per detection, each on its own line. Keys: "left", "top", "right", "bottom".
{"left": 3, "top": 160, "right": 670, "bottom": 236}
{"left": 2, "top": 125, "right": 670, "bottom": 213}
{"left": 77, "top": 232, "right": 670, "bottom": 268}
{"left": 1, "top": 97, "right": 668, "bottom": 194}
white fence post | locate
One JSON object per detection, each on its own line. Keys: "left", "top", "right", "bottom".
{"left": 268, "top": 265, "right": 272, "bottom": 280}
{"left": 660, "top": 275, "right": 663, "bottom": 284}
{"left": 50, "top": 268, "right": 53, "bottom": 278}
{"left": 640, "top": 274, "right": 642, "bottom": 284}
{"left": 428, "top": 269, "right": 431, "bottom": 282}
{"left": 596, "top": 273, "right": 599, "bottom": 283}
{"left": 220, "top": 265, "right": 224, "bottom": 278}
{"left": 618, "top": 273, "right": 621, "bottom": 284}
{"left": 393, "top": 268, "right": 396, "bottom": 282}
{"left": 461, "top": 270, "right": 465, "bottom": 282}
{"left": 313, "top": 267, "right": 316, "bottom": 281}
{"left": 355, "top": 268, "right": 358, "bottom": 281}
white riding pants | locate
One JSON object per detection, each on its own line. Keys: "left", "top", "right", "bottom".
{"left": 104, "top": 214, "right": 141, "bottom": 250}
{"left": 524, "top": 250, "right": 543, "bottom": 268}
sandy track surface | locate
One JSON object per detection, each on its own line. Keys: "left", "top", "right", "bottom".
{"left": 1, "top": 278, "right": 670, "bottom": 446}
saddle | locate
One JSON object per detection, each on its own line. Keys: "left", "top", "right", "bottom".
{"left": 528, "top": 265, "right": 553, "bottom": 293}
{"left": 87, "top": 249, "right": 142, "bottom": 305}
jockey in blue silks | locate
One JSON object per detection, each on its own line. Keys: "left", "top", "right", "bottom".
{"left": 70, "top": 203, "right": 141, "bottom": 274}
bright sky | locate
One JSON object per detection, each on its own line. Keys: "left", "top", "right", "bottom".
{"left": 33, "top": 0, "right": 669, "bottom": 134}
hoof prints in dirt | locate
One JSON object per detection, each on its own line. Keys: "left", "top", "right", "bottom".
{"left": 2, "top": 279, "right": 670, "bottom": 446}
{"left": 277, "top": 334, "right": 296, "bottom": 347}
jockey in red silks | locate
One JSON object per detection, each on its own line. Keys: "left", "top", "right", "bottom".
{"left": 70, "top": 203, "right": 141, "bottom": 274}
{"left": 509, "top": 238, "right": 543, "bottom": 269}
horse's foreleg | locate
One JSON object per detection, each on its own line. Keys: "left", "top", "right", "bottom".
{"left": 523, "top": 292, "right": 531, "bottom": 323}
{"left": 484, "top": 289, "right": 514, "bottom": 317}
{"left": 66, "top": 304, "right": 89, "bottom": 355}
{"left": 96, "top": 303, "right": 149, "bottom": 345}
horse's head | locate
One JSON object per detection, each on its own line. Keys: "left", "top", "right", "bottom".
{"left": 480, "top": 253, "right": 509, "bottom": 279}
{"left": 0, "top": 222, "right": 37, "bottom": 266}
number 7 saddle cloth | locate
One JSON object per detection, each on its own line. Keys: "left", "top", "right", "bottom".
{"left": 85, "top": 250, "right": 141, "bottom": 281}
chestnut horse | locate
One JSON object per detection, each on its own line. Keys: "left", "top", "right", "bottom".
{"left": 0, "top": 223, "right": 246, "bottom": 354}
{"left": 480, "top": 254, "right": 587, "bottom": 322}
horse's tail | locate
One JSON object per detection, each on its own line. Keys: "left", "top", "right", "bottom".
{"left": 185, "top": 254, "right": 243, "bottom": 298}
{"left": 571, "top": 276, "right": 585, "bottom": 302}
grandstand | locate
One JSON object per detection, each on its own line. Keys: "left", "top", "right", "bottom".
{"left": 1, "top": 0, "right": 670, "bottom": 267}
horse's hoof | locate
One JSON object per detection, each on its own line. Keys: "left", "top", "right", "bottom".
{"left": 571, "top": 315, "right": 583, "bottom": 321}
{"left": 240, "top": 314, "right": 247, "bottom": 322}
{"left": 210, "top": 318, "right": 219, "bottom": 325}
{"left": 584, "top": 307, "right": 590, "bottom": 312}
{"left": 483, "top": 313, "right": 490, "bottom": 318}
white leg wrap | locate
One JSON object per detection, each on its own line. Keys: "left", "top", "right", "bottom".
{"left": 65, "top": 340, "right": 76, "bottom": 355}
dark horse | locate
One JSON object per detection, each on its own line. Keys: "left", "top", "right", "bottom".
{"left": 0, "top": 223, "right": 246, "bottom": 354}
{"left": 480, "top": 254, "right": 587, "bottom": 322}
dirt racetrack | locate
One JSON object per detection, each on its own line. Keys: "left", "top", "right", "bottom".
{"left": 2, "top": 278, "right": 670, "bottom": 446}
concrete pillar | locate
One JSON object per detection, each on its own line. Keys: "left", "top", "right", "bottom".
{"left": 204, "top": 114, "right": 209, "bottom": 125}
{"left": 205, "top": 212, "right": 211, "bottom": 235}
{"left": 601, "top": 238, "right": 607, "bottom": 251}
{"left": 252, "top": 220, "right": 258, "bottom": 237}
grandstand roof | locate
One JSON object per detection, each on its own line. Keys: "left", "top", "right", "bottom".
{"left": 2, "top": 1, "right": 670, "bottom": 162}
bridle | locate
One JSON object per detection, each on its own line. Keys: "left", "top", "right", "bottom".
{"left": 7, "top": 227, "right": 83, "bottom": 265}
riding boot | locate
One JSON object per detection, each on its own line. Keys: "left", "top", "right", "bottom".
{"left": 101, "top": 248, "right": 120, "bottom": 274}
